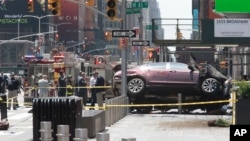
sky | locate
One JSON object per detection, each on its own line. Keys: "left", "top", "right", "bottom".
{"left": 156, "top": 0, "right": 193, "bottom": 40}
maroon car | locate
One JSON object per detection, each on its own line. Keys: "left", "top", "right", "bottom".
{"left": 113, "top": 60, "right": 232, "bottom": 112}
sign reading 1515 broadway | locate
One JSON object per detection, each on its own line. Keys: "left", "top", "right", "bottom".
{"left": 214, "top": 19, "right": 250, "bottom": 37}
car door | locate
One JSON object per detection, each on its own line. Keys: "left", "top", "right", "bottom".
{"left": 146, "top": 63, "right": 169, "bottom": 84}
{"left": 166, "top": 62, "right": 199, "bottom": 85}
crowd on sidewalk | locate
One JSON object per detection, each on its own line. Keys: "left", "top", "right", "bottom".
{"left": 0, "top": 69, "right": 107, "bottom": 124}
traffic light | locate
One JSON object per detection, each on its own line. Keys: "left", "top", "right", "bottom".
{"left": 48, "top": 0, "right": 61, "bottom": 16}
{"left": 105, "top": 31, "right": 112, "bottom": 41}
{"left": 106, "top": 0, "right": 117, "bottom": 19}
{"left": 85, "top": 0, "right": 95, "bottom": 6}
{"left": 148, "top": 50, "right": 157, "bottom": 59}
{"left": 177, "top": 32, "right": 182, "bottom": 40}
{"left": 220, "top": 61, "right": 228, "bottom": 69}
{"left": 24, "top": 68, "right": 28, "bottom": 77}
{"left": 55, "top": 33, "right": 59, "bottom": 42}
{"left": 27, "top": 0, "right": 34, "bottom": 12}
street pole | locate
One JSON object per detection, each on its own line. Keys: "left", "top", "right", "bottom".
{"left": 121, "top": 0, "right": 127, "bottom": 96}
{"left": 17, "top": 19, "right": 20, "bottom": 40}
{"left": 138, "top": 0, "right": 143, "bottom": 65}
{"left": 23, "top": 15, "right": 55, "bottom": 34}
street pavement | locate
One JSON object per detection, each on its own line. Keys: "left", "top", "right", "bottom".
{"left": 0, "top": 92, "right": 231, "bottom": 141}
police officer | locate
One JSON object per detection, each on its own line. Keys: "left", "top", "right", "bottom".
{"left": 77, "top": 72, "right": 88, "bottom": 106}
{"left": 57, "top": 70, "right": 66, "bottom": 97}
{"left": 0, "top": 72, "right": 7, "bottom": 120}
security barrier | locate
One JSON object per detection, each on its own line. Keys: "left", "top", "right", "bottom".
{"left": 105, "top": 95, "right": 129, "bottom": 127}
{"left": 39, "top": 121, "right": 53, "bottom": 141}
{"left": 33, "top": 97, "right": 83, "bottom": 141}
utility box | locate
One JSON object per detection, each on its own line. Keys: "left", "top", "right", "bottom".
{"left": 81, "top": 110, "right": 106, "bottom": 138}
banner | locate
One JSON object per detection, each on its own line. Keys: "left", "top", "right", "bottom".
{"left": 214, "top": 19, "right": 250, "bottom": 37}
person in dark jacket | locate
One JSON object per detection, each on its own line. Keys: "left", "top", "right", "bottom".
{"left": 77, "top": 72, "right": 88, "bottom": 106}
{"left": 57, "top": 70, "right": 66, "bottom": 97}
{"left": 6, "top": 72, "right": 20, "bottom": 110}
{"left": 95, "top": 74, "right": 105, "bottom": 93}
{"left": 95, "top": 73, "right": 105, "bottom": 109}
{"left": 0, "top": 72, "right": 7, "bottom": 120}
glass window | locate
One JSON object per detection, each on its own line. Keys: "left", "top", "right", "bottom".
{"left": 170, "top": 62, "right": 188, "bottom": 70}
{"left": 147, "top": 62, "right": 166, "bottom": 70}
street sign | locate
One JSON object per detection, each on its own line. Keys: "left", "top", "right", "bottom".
{"left": 146, "top": 25, "right": 158, "bottom": 30}
{"left": 126, "top": 8, "right": 140, "bottom": 14}
{"left": 131, "top": 2, "right": 148, "bottom": 8}
{"left": 132, "top": 40, "right": 150, "bottom": 46}
{"left": 112, "top": 30, "right": 136, "bottom": 38}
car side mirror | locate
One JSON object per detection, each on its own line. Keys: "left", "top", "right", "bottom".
{"left": 188, "top": 65, "right": 195, "bottom": 72}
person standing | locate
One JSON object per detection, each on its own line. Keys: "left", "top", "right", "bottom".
{"left": 74, "top": 71, "right": 82, "bottom": 96}
{"left": 66, "top": 75, "right": 73, "bottom": 96}
{"left": 0, "top": 72, "right": 7, "bottom": 120}
{"left": 6, "top": 72, "right": 20, "bottom": 110}
{"left": 77, "top": 72, "right": 88, "bottom": 106}
{"left": 57, "top": 70, "right": 66, "bottom": 97}
{"left": 90, "top": 71, "right": 98, "bottom": 109}
{"left": 95, "top": 72, "right": 105, "bottom": 109}
{"left": 37, "top": 75, "right": 50, "bottom": 97}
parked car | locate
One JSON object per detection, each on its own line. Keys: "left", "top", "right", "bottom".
{"left": 112, "top": 56, "right": 232, "bottom": 113}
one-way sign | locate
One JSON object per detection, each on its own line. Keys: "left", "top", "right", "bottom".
{"left": 132, "top": 40, "right": 150, "bottom": 46}
{"left": 112, "top": 30, "right": 136, "bottom": 38}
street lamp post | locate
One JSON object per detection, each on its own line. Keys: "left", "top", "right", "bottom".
{"left": 23, "top": 15, "right": 56, "bottom": 55}
{"left": 41, "top": 22, "right": 72, "bottom": 46}
{"left": 23, "top": 15, "right": 56, "bottom": 34}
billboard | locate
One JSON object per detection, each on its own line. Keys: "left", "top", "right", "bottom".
{"left": 0, "top": 0, "right": 47, "bottom": 27}
{"left": 214, "top": 19, "right": 250, "bottom": 37}
{"left": 201, "top": 19, "right": 250, "bottom": 45}
{"left": 215, "top": 0, "right": 250, "bottom": 13}
{"left": 54, "top": 0, "right": 79, "bottom": 43}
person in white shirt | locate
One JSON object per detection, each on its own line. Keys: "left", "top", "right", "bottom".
{"left": 38, "top": 75, "right": 49, "bottom": 97}
{"left": 90, "top": 71, "right": 98, "bottom": 108}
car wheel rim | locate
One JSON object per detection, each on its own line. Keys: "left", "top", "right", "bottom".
{"left": 202, "top": 78, "right": 218, "bottom": 93}
{"left": 128, "top": 78, "right": 144, "bottom": 94}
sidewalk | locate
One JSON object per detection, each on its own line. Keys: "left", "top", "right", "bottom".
{"left": 89, "top": 114, "right": 230, "bottom": 141}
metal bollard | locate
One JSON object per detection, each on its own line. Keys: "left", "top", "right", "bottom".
{"left": 73, "top": 128, "right": 88, "bottom": 141}
{"left": 96, "top": 132, "right": 109, "bottom": 141}
{"left": 121, "top": 138, "right": 136, "bottom": 141}
{"left": 56, "top": 125, "right": 71, "bottom": 141}
{"left": 178, "top": 93, "right": 182, "bottom": 114}
{"left": 39, "top": 121, "right": 53, "bottom": 141}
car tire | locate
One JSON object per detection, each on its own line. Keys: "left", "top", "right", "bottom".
{"left": 201, "top": 78, "right": 221, "bottom": 95}
{"left": 127, "top": 77, "right": 145, "bottom": 98}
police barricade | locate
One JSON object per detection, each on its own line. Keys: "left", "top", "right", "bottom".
{"left": 33, "top": 97, "right": 82, "bottom": 141}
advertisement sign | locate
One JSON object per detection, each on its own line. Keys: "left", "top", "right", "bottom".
{"left": 215, "top": 0, "right": 250, "bottom": 13}
{"left": 54, "top": 0, "right": 79, "bottom": 42}
{"left": 0, "top": 0, "right": 47, "bottom": 26}
{"left": 214, "top": 19, "right": 250, "bottom": 37}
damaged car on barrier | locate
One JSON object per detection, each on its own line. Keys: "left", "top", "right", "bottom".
{"left": 112, "top": 55, "right": 232, "bottom": 113}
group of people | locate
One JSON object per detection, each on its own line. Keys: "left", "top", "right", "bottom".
{"left": 0, "top": 72, "right": 23, "bottom": 121}
{"left": 36, "top": 70, "right": 106, "bottom": 107}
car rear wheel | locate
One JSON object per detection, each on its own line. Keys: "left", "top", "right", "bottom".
{"left": 201, "top": 78, "right": 221, "bottom": 95}
{"left": 127, "top": 77, "right": 145, "bottom": 97}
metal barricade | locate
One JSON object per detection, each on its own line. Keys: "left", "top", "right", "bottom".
{"left": 105, "top": 95, "right": 129, "bottom": 126}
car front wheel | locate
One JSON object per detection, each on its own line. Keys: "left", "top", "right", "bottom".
{"left": 127, "top": 77, "right": 145, "bottom": 97}
{"left": 201, "top": 78, "right": 221, "bottom": 94}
